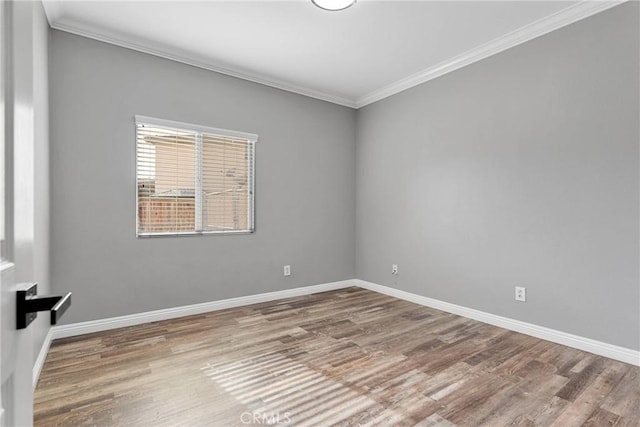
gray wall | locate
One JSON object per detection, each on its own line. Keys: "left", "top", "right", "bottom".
{"left": 50, "top": 31, "right": 356, "bottom": 324}
{"left": 355, "top": 3, "right": 639, "bottom": 350}
{"left": 50, "top": 3, "right": 639, "bottom": 351}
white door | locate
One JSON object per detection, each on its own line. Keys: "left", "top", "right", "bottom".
{"left": 0, "top": 270, "right": 35, "bottom": 427}
{"left": 0, "top": 1, "right": 36, "bottom": 425}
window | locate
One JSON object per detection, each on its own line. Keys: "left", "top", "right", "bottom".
{"left": 135, "top": 116, "right": 257, "bottom": 236}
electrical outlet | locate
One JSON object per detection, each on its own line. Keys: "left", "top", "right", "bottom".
{"left": 515, "top": 286, "right": 526, "bottom": 302}
{"left": 284, "top": 265, "right": 291, "bottom": 276}
{"left": 392, "top": 264, "right": 398, "bottom": 275}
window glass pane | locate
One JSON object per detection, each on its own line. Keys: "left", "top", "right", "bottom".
{"left": 201, "top": 135, "right": 249, "bottom": 232}
{"left": 137, "top": 126, "right": 196, "bottom": 234}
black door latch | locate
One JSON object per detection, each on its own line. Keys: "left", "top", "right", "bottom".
{"left": 17, "top": 283, "right": 72, "bottom": 329}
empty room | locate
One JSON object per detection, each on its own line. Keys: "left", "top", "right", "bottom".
{"left": 1, "top": 0, "right": 638, "bottom": 425}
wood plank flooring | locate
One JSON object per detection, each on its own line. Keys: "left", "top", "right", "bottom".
{"left": 34, "top": 287, "right": 640, "bottom": 426}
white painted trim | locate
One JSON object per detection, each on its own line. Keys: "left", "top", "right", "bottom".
{"left": 0, "top": 261, "right": 15, "bottom": 272}
{"left": 43, "top": 0, "right": 625, "bottom": 109}
{"left": 50, "top": 280, "right": 356, "bottom": 340}
{"left": 44, "top": 20, "right": 357, "bottom": 109}
{"left": 34, "top": 276, "right": 637, "bottom": 391}
{"left": 135, "top": 115, "right": 259, "bottom": 142}
{"left": 32, "top": 328, "right": 53, "bottom": 389}
{"left": 354, "top": 279, "right": 640, "bottom": 366}
{"left": 355, "top": 0, "right": 626, "bottom": 108}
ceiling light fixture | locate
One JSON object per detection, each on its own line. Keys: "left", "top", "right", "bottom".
{"left": 312, "top": 0, "right": 356, "bottom": 12}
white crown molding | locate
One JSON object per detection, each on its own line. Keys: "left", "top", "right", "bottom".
{"left": 355, "top": 0, "right": 628, "bottom": 108}
{"left": 43, "top": 0, "right": 625, "bottom": 110}
{"left": 46, "top": 21, "right": 358, "bottom": 109}
{"left": 354, "top": 279, "right": 639, "bottom": 366}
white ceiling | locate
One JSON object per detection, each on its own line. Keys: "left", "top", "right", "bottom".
{"left": 42, "top": 1, "right": 623, "bottom": 108}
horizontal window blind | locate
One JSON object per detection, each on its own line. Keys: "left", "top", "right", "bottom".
{"left": 136, "top": 116, "right": 257, "bottom": 236}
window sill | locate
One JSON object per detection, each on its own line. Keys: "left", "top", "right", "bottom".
{"left": 136, "top": 230, "right": 254, "bottom": 238}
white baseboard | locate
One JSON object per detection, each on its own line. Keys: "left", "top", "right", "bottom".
{"left": 33, "top": 327, "right": 54, "bottom": 389}
{"left": 37, "top": 276, "right": 637, "bottom": 393}
{"left": 354, "top": 279, "right": 639, "bottom": 366}
{"left": 50, "top": 279, "right": 356, "bottom": 340}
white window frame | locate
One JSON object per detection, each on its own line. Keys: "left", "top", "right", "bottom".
{"left": 135, "top": 115, "right": 258, "bottom": 237}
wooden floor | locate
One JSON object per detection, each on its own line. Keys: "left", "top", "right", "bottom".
{"left": 35, "top": 287, "right": 639, "bottom": 426}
